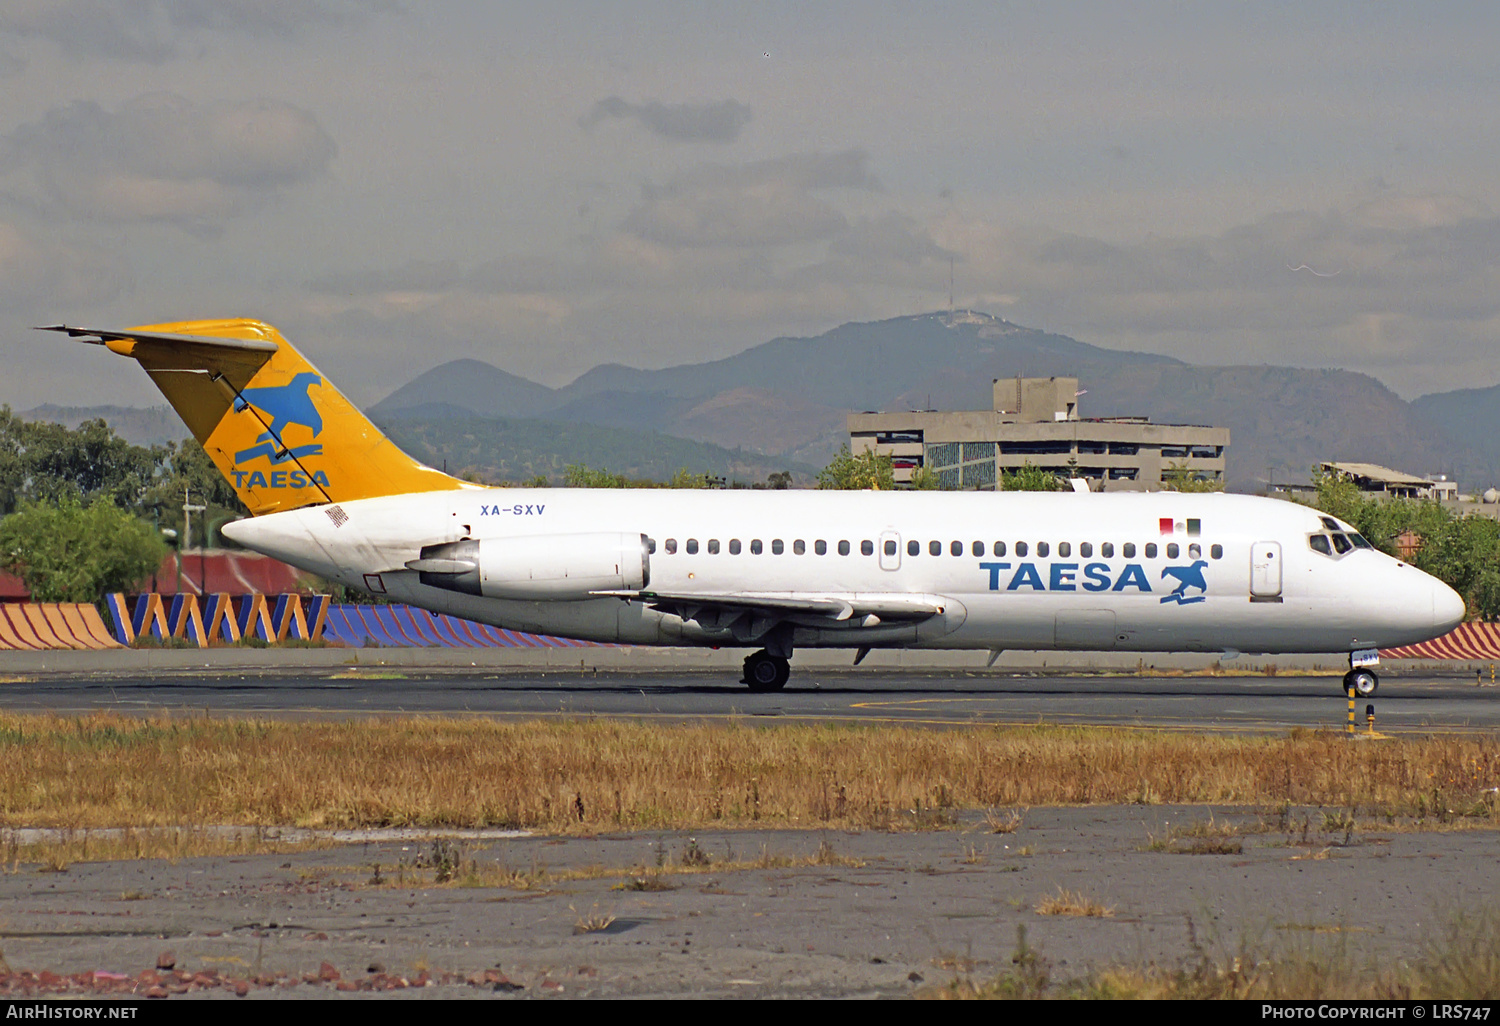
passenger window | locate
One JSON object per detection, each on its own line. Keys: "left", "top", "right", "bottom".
{"left": 993, "top": 542, "right": 1007, "bottom": 557}
{"left": 647, "top": 538, "right": 657, "bottom": 554}
{"left": 908, "top": 540, "right": 921, "bottom": 557}
{"left": 751, "top": 539, "right": 763, "bottom": 555}
{"left": 772, "top": 539, "right": 784, "bottom": 555}
{"left": 1101, "top": 542, "right": 1114, "bottom": 558}
{"left": 929, "top": 540, "right": 941, "bottom": 556}
{"left": 1331, "top": 533, "right": 1352, "bottom": 554}
{"left": 665, "top": 539, "right": 677, "bottom": 554}
{"left": 729, "top": 539, "right": 742, "bottom": 555}
{"left": 839, "top": 540, "right": 851, "bottom": 556}
{"left": 861, "top": 540, "right": 874, "bottom": 556}
{"left": 815, "top": 540, "right": 827, "bottom": 555}
{"left": 1188, "top": 543, "right": 1201, "bottom": 559}
{"left": 1058, "top": 542, "right": 1071, "bottom": 558}
{"left": 1145, "top": 543, "right": 1157, "bottom": 558}
{"left": 951, "top": 540, "right": 963, "bottom": 557}
{"left": 707, "top": 539, "right": 720, "bottom": 554}
{"left": 972, "top": 541, "right": 985, "bottom": 557}
{"left": 884, "top": 540, "right": 897, "bottom": 556}
{"left": 1122, "top": 543, "right": 1135, "bottom": 558}
{"left": 1080, "top": 542, "right": 1092, "bottom": 558}
{"left": 793, "top": 540, "right": 805, "bottom": 555}
{"left": 1309, "top": 535, "right": 1331, "bottom": 555}
{"left": 1037, "top": 542, "right": 1050, "bottom": 557}
{"left": 1166, "top": 543, "right": 1178, "bottom": 559}
{"left": 1211, "top": 544, "right": 1223, "bottom": 559}
{"left": 686, "top": 538, "right": 699, "bottom": 554}
{"left": 1015, "top": 541, "right": 1028, "bottom": 557}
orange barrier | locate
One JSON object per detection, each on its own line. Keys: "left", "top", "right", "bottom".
{"left": 0, "top": 603, "right": 126, "bottom": 651}
{"left": 1382, "top": 623, "right": 1500, "bottom": 660}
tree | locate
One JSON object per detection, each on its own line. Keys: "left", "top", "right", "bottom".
{"left": 907, "top": 465, "right": 942, "bottom": 490}
{"left": 0, "top": 497, "right": 166, "bottom": 603}
{"left": 999, "top": 462, "right": 1061, "bottom": 491}
{"left": 817, "top": 446, "right": 895, "bottom": 490}
{"left": 1162, "top": 461, "right": 1225, "bottom": 493}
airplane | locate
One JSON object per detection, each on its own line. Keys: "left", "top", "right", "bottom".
{"left": 41, "top": 319, "right": 1466, "bottom": 696}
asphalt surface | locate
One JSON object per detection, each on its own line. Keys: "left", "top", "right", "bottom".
{"left": 0, "top": 667, "right": 1496, "bottom": 732}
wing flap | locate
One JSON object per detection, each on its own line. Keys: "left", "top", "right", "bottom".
{"left": 594, "top": 590, "right": 947, "bottom": 623}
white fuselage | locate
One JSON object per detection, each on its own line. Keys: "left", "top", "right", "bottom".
{"left": 222, "top": 489, "right": 1465, "bottom": 655}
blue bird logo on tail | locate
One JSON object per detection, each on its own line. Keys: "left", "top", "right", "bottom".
{"left": 233, "top": 372, "right": 326, "bottom": 466}
{"left": 1160, "top": 560, "right": 1209, "bottom": 605}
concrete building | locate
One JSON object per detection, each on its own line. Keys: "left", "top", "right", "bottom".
{"left": 1319, "top": 462, "right": 1458, "bottom": 501}
{"left": 848, "top": 376, "right": 1229, "bottom": 491}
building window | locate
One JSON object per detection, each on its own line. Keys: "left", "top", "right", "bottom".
{"left": 962, "top": 441, "right": 996, "bottom": 461}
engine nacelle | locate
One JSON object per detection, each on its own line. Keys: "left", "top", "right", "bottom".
{"left": 409, "top": 532, "right": 650, "bottom": 601}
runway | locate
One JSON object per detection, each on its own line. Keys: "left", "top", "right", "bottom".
{"left": 0, "top": 667, "right": 1496, "bottom": 732}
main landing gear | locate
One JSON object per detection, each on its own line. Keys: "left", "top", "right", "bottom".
{"left": 742, "top": 650, "right": 791, "bottom": 692}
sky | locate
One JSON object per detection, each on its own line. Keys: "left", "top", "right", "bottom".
{"left": 2, "top": 1, "right": 1499, "bottom": 409}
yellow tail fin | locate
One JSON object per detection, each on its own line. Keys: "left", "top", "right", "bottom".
{"left": 44, "top": 318, "right": 469, "bottom": 516}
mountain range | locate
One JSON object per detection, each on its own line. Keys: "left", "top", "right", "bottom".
{"left": 19, "top": 311, "right": 1498, "bottom": 491}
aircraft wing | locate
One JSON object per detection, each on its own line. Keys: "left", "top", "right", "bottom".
{"left": 594, "top": 589, "right": 947, "bottom": 628}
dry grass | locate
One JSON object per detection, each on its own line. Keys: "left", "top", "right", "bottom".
{"left": 929, "top": 913, "right": 1500, "bottom": 1000}
{"left": 1034, "top": 887, "right": 1115, "bottom": 918}
{"left": 0, "top": 714, "right": 1496, "bottom": 840}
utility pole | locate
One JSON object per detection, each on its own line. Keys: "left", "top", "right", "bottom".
{"left": 182, "top": 488, "right": 206, "bottom": 596}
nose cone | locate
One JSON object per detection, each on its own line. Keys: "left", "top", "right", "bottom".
{"left": 1433, "top": 579, "right": 1466, "bottom": 634}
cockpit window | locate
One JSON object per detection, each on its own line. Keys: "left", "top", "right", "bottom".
{"left": 1309, "top": 535, "right": 1332, "bottom": 555}
{"left": 1320, "top": 516, "right": 1340, "bottom": 531}
{"left": 1349, "top": 533, "right": 1373, "bottom": 549}
{"left": 1331, "top": 533, "right": 1352, "bottom": 554}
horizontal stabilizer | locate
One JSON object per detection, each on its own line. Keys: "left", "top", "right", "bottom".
{"left": 36, "top": 325, "right": 279, "bottom": 354}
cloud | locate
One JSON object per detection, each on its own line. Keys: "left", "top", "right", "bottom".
{"left": 622, "top": 149, "right": 878, "bottom": 248}
{"left": 0, "top": 219, "right": 130, "bottom": 305}
{"left": 1, "top": 93, "right": 336, "bottom": 231}
{"left": 0, "top": 0, "right": 394, "bottom": 62}
{"left": 579, "top": 97, "right": 752, "bottom": 144}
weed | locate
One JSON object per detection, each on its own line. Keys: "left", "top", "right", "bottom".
{"left": 680, "top": 837, "right": 711, "bottom": 867}
{"left": 571, "top": 904, "right": 616, "bottom": 935}
{"left": 1034, "top": 887, "right": 1115, "bottom": 918}
{"left": 985, "top": 808, "right": 1024, "bottom": 834}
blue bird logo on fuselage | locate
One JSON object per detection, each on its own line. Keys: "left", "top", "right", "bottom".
{"left": 1160, "top": 560, "right": 1209, "bottom": 604}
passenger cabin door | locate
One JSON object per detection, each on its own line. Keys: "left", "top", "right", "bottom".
{"left": 878, "top": 530, "right": 901, "bottom": 571}
{"left": 1250, "top": 541, "right": 1283, "bottom": 601}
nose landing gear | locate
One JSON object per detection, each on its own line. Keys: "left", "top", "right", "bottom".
{"left": 1343, "top": 668, "right": 1379, "bottom": 697}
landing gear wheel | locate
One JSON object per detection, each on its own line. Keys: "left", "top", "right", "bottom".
{"left": 742, "top": 650, "right": 790, "bottom": 692}
{"left": 1343, "top": 669, "right": 1379, "bottom": 697}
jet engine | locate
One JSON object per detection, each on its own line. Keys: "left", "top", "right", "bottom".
{"left": 407, "top": 532, "right": 650, "bottom": 601}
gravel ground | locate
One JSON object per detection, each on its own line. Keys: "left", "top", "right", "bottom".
{"left": 0, "top": 806, "right": 1494, "bottom": 999}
